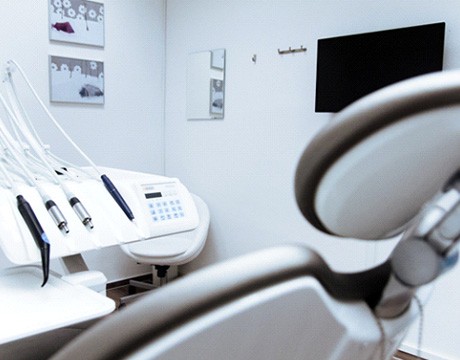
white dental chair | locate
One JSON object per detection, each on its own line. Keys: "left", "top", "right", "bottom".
{"left": 51, "top": 69, "right": 460, "bottom": 360}
{"left": 120, "top": 194, "right": 210, "bottom": 294}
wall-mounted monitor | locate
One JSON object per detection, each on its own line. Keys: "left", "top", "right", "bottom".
{"left": 315, "top": 22, "right": 445, "bottom": 113}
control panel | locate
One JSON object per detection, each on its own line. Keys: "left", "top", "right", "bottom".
{"left": 136, "top": 180, "right": 199, "bottom": 237}
{"left": 142, "top": 182, "right": 186, "bottom": 223}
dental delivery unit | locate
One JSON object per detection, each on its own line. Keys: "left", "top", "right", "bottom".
{"left": 0, "top": 60, "right": 209, "bottom": 359}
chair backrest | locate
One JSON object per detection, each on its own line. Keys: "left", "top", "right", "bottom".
{"left": 51, "top": 246, "right": 408, "bottom": 360}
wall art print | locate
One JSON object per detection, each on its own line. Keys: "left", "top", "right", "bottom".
{"left": 210, "top": 78, "right": 224, "bottom": 115}
{"left": 49, "top": 0, "right": 104, "bottom": 47}
{"left": 50, "top": 56, "right": 104, "bottom": 104}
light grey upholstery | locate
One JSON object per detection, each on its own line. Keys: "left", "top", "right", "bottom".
{"left": 295, "top": 70, "right": 460, "bottom": 238}
{"left": 50, "top": 246, "right": 391, "bottom": 360}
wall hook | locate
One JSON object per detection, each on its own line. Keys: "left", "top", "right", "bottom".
{"left": 278, "top": 45, "right": 307, "bottom": 55}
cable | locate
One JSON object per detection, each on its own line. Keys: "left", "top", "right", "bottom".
{"left": 413, "top": 294, "right": 424, "bottom": 360}
{"left": 374, "top": 315, "right": 386, "bottom": 360}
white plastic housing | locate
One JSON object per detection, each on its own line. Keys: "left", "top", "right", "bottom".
{"left": 0, "top": 167, "right": 199, "bottom": 265}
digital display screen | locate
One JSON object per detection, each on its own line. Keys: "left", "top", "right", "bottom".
{"left": 315, "top": 22, "right": 445, "bottom": 112}
{"left": 145, "top": 192, "right": 162, "bottom": 199}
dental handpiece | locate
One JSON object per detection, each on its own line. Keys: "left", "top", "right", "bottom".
{"left": 16, "top": 195, "right": 50, "bottom": 286}
{"left": 69, "top": 196, "right": 93, "bottom": 229}
{"left": 101, "top": 174, "right": 135, "bottom": 221}
{"left": 45, "top": 200, "right": 69, "bottom": 233}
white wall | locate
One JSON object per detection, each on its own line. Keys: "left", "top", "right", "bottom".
{"left": 0, "top": 0, "right": 458, "bottom": 357}
{"left": 0, "top": 0, "right": 166, "bottom": 281}
{"left": 164, "top": 1, "right": 460, "bottom": 359}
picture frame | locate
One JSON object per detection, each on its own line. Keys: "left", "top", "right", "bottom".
{"left": 49, "top": 0, "right": 104, "bottom": 47}
{"left": 210, "top": 78, "right": 224, "bottom": 115}
{"left": 49, "top": 55, "right": 104, "bottom": 104}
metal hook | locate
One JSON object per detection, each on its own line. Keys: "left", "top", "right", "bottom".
{"left": 278, "top": 45, "right": 307, "bottom": 55}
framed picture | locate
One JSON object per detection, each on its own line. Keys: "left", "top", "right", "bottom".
{"left": 49, "top": 0, "right": 104, "bottom": 47}
{"left": 50, "top": 56, "right": 104, "bottom": 104}
{"left": 210, "top": 78, "right": 224, "bottom": 115}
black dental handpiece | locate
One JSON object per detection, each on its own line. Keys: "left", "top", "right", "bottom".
{"left": 17, "top": 195, "right": 50, "bottom": 287}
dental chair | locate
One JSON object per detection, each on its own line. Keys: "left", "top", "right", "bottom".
{"left": 51, "top": 69, "right": 460, "bottom": 360}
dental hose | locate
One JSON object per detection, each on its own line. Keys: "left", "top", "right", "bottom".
{"left": 0, "top": 127, "right": 70, "bottom": 234}
{"left": 0, "top": 90, "right": 93, "bottom": 230}
{"left": 5, "top": 60, "right": 135, "bottom": 222}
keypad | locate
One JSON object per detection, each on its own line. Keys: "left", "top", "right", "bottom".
{"left": 148, "top": 198, "right": 185, "bottom": 223}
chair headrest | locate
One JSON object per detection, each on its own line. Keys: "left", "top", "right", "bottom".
{"left": 295, "top": 70, "right": 460, "bottom": 239}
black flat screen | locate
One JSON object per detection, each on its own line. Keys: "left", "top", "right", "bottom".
{"left": 315, "top": 22, "right": 445, "bottom": 112}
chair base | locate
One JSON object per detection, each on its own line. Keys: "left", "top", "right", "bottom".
{"left": 119, "top": 266, "right": 179, "bottom": 306}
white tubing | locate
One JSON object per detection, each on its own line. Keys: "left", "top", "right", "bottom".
{"left": 6, "top": 60, "right": 101, "bottom": 176}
